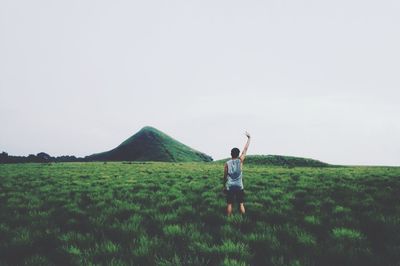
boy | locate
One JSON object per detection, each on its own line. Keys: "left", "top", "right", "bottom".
{"left": 223, "top": 131, "right": 251, "bottom": 215}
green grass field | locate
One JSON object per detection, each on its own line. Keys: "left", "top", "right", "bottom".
{"left": 1, "top": 162, "right": 399, "bottom": 265}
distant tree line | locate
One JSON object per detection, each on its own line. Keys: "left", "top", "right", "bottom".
{"left": 0, "top": 151, "right": 88, "bottom": 163}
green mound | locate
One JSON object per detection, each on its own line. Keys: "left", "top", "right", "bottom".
{"left": 85, "top": 126, "right": 213, "bottom": 162}
{"left": 217, "top": 155, "right": 330, "bottom": 167}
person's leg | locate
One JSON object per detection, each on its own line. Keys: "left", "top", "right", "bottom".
{"left": 238, "top": 189, "right": 245, "bottom": 214}
{"left": 226, "top": 190, "right": 234, "bottom": 215}
{"left": 227, "top": 204, "right": 233, "bottom": 215}
{"left": 239, "top": 203, "right": 245, "bottom": 214}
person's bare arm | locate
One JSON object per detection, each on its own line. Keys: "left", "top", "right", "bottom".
{"left": 240, "top": 131, "right": 251, "bottom": 162}
{"left": 223, "top": 163, "right": 228, "bottom": 189}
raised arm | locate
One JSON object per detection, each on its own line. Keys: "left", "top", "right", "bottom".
{"left": 240, "top": 131, "right": 251, "bottom": 162}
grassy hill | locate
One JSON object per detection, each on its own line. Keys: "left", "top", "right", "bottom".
{"left": 0, "top": 162, "right": 399, "bottom": 265}
{"left": 217, "top": 155, "right": 330, "bottom": 167}
{"left": 85, "top": 126, "right": 212, "bottom": 162}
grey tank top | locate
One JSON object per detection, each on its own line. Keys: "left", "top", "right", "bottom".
{"left": 226, "top": 158, "right": 244, "bottom": 190}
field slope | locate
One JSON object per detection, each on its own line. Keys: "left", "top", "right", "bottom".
{"left": 85, "top": 126, "right": 212, "bottom": 162}
{"left": 1, "top": 163, "right": 400, "bottom": 265}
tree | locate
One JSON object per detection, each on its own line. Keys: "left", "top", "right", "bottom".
{"left": 37, "top": 152, "right": 51, "bottom": 162}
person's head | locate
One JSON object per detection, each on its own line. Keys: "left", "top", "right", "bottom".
{"left": 231, "top": 148, "right": 240, "bottom": 158}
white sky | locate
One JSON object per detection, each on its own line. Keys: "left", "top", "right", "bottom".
{"left": 1, "top": 0, "right": 399, "bottom": 166}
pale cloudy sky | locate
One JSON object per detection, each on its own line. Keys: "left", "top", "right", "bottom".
{"left": 1, "top": 0, "right": 399, "bottom": 165}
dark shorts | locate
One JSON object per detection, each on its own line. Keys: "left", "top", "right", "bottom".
{"left": 226, "top": 186, "right": 245, "bottom": 204}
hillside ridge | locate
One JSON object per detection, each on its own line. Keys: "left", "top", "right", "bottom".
{"left": 85, "top": 126, "right": 213, "bottom": 162}
{"left": 216, "top": 154, "right": 330, "bottom": 167}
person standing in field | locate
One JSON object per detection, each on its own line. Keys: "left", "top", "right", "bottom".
{"left": 223, "top": 131, "right": 251, "bottom": 215}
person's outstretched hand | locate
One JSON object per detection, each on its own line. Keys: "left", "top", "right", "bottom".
{"left": 245, "top": 131, "right": 251, "bottom": 138}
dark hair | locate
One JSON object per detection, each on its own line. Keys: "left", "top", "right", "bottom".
{"left": 231, "top": 148, "right": 240, "bottom": 158}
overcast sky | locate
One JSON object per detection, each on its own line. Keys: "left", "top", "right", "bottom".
{"left": 1, "top": 0, "right": 399, "bottom": 166}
